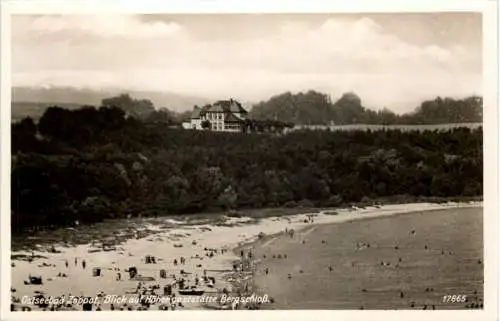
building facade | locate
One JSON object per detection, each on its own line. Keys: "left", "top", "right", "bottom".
{"left": 182, "top": 99, "right": 248, "bottom": 132}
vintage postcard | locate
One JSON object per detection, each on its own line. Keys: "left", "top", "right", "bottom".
{"left": 1, "top": 0, "right": 498, "bottom": 321}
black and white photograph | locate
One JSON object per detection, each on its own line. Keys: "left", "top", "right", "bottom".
{"left": 1, "top": 0, "right": 498, "bottom": 320}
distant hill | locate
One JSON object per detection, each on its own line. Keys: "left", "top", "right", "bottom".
{"left": 250, "top": 91, "right": 483, "bottom": 125}
{"left": 11, "top": 86, "right": 210, "bottom": 121}
{"left": 12, "top": 101, "right": 83, "bottom": 122}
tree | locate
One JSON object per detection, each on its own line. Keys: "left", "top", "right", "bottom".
{"left": 80, "top": 196, "right": 112, "bottom": 223}
{"left": 250, "top": 90, "right": 482, "bottom": 125}
{"left": 101, "top": 94, "right": 155, "bottom": 118}
{"left": 12, "top": 117, "right": 38, "bottom": 153}
{"left": 217, "top": 185, "right": 238, "bottom": 210}
{"left": 38, "top": 106, "right": 72, "bottom": 140}
{"left": 144, "top": 109, "right": 177, "bottom": 125}
{"left": 201, "top": 120, "right": 211, "bottom": 130}
{"left": 251, "top": 90, "right": 333, "bottom": 125}
{"left": 10, "top": 104, "right": 483, "bottom": 232}
{"left": 98, "top": 106, "right": 126, "bottom": 130}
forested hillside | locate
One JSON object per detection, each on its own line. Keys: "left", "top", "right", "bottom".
{"left": 250, "top": 91, "right": 483, "bottom": 125}
{"left": 11, "top": 102, "right": 483, "bottom": 233}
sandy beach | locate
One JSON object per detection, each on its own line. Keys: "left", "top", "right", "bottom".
{"left": 10, "top": 201, "right": 482, "bottom": 311}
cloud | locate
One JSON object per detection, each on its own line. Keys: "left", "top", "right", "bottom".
{"left": 11, "top": 15, "right": 481, "bottom": 112}
{"left": 26, "top": 15, "right": 183, "bottom": 38}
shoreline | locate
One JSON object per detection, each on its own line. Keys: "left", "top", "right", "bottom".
{"left": 238, "top": 205, "right": 483, "bottom": 310}
{"left": 226, "top": 202, "right": 482, "bottom": 309}
{"left": 234, "top": 201, "right": 483, "bottom": 253}
{"left": 11, "top": 195, "right": 483, "bottom": 239}
{"left": 10, "top": 201, "right": 482, "bottom": 311}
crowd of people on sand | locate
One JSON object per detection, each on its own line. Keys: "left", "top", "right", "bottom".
{"left": 12, "top": 241, "right": 270, "bottom": 312}
{"left": 12, "top": 213, "right": 483, "bottom": 311}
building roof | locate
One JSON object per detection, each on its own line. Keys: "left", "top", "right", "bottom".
{"left": 224, "top": 112, "right": 244, "bottom": 123}
{"left": 228, "top": 100, "right": 248, "bottom": 114}
{"left": 213, "top": 99, "right": 248, "bottom": 114}
{"left": 190, "top": 99, "right": 248, "bottom": 120}
{"left": 191, "top": 108, "right": 202, "bottom": 119}
{"left": 204, "top": 103, "right": 225, "bottom": 113}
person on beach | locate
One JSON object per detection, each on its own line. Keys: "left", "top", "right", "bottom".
{"left": 265, "top": 268, "right": 269, "bottom": 275}
{"left": 240, "top": 250, "right": 244, "bottom": 258}
{"left": 75, "top": 258, "right": 77, "bottom": 266}
{"left": 82, "top": 260, "right": 86, "bottom": 269}
{"left": 65, "top": 260, "right": 68, "bottom": 268}
{"left": 174, "top": 259, "right": 178, "bottom": 266}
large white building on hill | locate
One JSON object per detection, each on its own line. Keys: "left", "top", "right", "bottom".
{"left": 182, "top": 99, "right": 248, "bottom": 132}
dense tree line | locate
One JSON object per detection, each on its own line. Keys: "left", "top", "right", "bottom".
{"left": 11, "top": 103, "right": 482, "bottom": 233}
{"left": 251, "top": 91, "right": 483, "bottom": 125}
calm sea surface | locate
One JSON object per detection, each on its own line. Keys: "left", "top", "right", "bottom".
{"left": 252, "top": 207, "right": 483, "bottom": 309}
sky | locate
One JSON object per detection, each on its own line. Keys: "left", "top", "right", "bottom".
{"left": 11, "top": 13, "right": 482, "bottom": 112}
